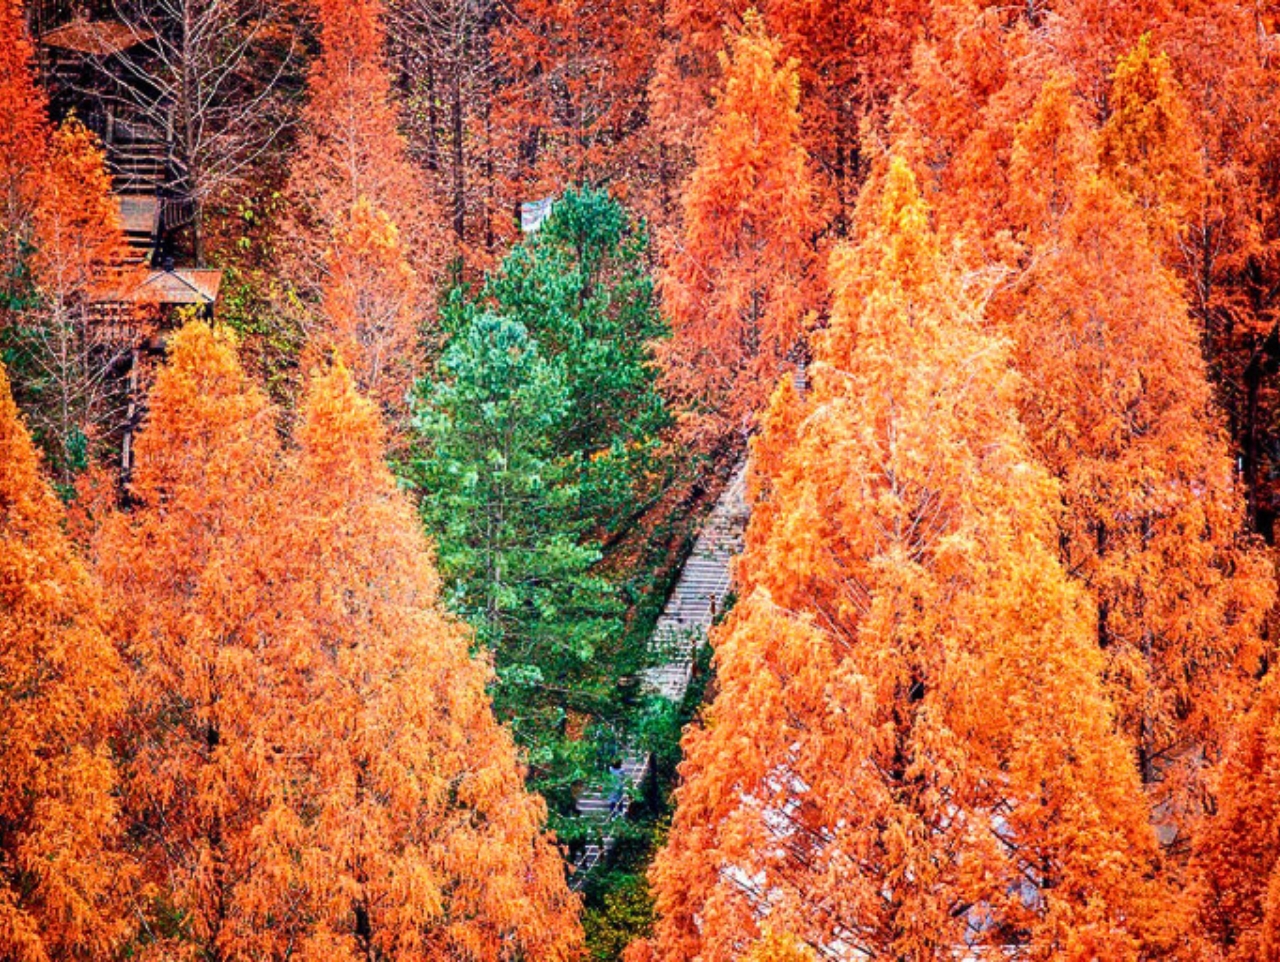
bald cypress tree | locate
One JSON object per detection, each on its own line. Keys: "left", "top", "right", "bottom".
{"left": 272, "top": 362, "right": 583, "bottom": 960}
{"left": 0, "top": 360, "right": 130, "bottom": 961}
{"left": 287, "top": 0, "right": 443, "bottom": 415}
{"left": 1194, "top": 673, "right": 1280, "bottom": 961}
{"left": 100, "top": 321, "right": 581, "bottom": 959}
{"left": 96, "top": 322, "right": 295, "bottom": 959}
{"left": 0, "top": 0, "right": 47, "bottom": 304}
{"left": 1006, "top": 109, "right": 1273, "bottom": 816}
{"left": 642, "top": 159, "right": 1179, "bottom": 961}
{"left": 658, "top": 10, "right": 818, "bottom": 443}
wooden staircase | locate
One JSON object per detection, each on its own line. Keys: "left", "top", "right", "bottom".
{"left": 39, "top": 42, "right": 82, "bottom": 94}
{"left": 570, "top": 461, "right": 751, "bottom": 887}
{"left": 106, "top": 118, "right": 167, "bottom": 267}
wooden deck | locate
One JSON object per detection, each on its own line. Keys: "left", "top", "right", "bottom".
{"left": 571, "top": 460, "right": 751, "bottom": 886}
{"left": 116, "top": 194, "right": 158, "bottom": 264}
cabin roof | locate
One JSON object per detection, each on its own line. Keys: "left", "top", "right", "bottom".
{"left": 95, "top": 268, "right": 222, "bottom": 307}
{"left": 130, "top": 268, "right": 223, "bottom": 306}
{"left": 41, "top": 19, "right": 155, "bottom": 57}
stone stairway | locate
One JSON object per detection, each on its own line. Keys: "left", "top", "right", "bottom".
{"left": 570, "top": 461, "right": 751, "bottom": 887}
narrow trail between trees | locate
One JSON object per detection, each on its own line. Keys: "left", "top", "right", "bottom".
{"left": 570, "top": 459, "right": 751, "bottom": 888}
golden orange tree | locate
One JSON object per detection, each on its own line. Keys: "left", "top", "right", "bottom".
{"left": 904, "top": 2, "right": 1280, "bottom": 532}
{"left": 658, "top": 10, "right": 818, "bottom": 444}
{"left": 316, "top": 196, "right": 421, "bottom": 410}
{"left": 18, "top": 117, "right": 135, "bottom": 483}
{"left": 1097, "top": 35, "right": 1204, "bottom": 252}
{"left": 287, "top": 0, "right": 443, "bottom": 413}
{"left": 651, "top": 0, "right": 924, "bottom": 227}
{"left": 906, "top": 40, "right": 1273, "bottom": 837}
{"left": 1005, "top": 113, "right": 1273, "bottom": 820}
{"left": 0, "top": 359, "right": 130, "bottom": 961}
{"left": 641, "top": 159, "right": 1178, "bottom": 961}
{"left": 29, "top": 119, "right": 128, "bottom": 299}
{"left": 1193, "top": 673, "right": 1280, "bottom": 961}
{"left": 96, "top": 321, "right": 297, "bottom": 959}
{"left": 268, "top": 361, "right": 583, "bottom": 960}
{"left": 741, "top": 931, "right": 816, "bottom": 962}
{"left": 99, "top": 321, "right": 582, "bottom": 959}
{"left": 0, "top": 0, "right": 47, "bottom": 301}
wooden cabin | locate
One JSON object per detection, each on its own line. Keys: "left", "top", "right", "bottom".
{"left": 30, "top": 0, "right": 200, "bottom": 276}
{"left": 29, "top": 1, "right": 222, "bottom": 473}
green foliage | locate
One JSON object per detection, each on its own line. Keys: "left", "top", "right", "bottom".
{"left": 412, "top": 310, "right": 621, "bottom": 772}
{"left": 206, "top": 187, "right": 305, "bottom": 401}
{"left": 482, "top": 186, "right": 670, "bottom": 529}
{"left": 407, "top": 187, "right": 670, "bottom": 803}
{"left": 583, "top": 873, "right": 655, "bottom": 961}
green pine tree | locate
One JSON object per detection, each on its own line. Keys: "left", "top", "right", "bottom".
{"left": 484, "top": 185, "right": 669, "bottom": 526}
{"left": 407, "top": 187, "right": 669, "bottom": 807}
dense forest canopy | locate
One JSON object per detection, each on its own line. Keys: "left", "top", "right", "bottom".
{"left": 4, "top": 0, "right": 1280, "bottom": 959}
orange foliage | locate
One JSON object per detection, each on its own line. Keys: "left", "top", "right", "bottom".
{"left": 1039, "top": 0, "right": 1173, "bottom": 107}
{"left": 647, "top": 159, "right": 1178, "bottom": 961}
{"left": 0, "top": 360, "right": 130, "bottom": 961}
{"left": 1159, "top": 2, "right": 1280, "bottom": 352}
{"left": 1004, "top": 165, "right": 1274, "bottom": 818}
{"left": 1194, "top": 670, "right": 1280, "bottom": 960}
{"left": 317, "top": 196, "right": 420, "bottom": 412}
{"left": 0, "top": 0, "right": 48, "bottom": 300}
{"left": 31, "top": 117, "right": 130, "bottom": 297}
{"left": 658, "top": 11, "right": 818, "bottom": 443}
{"left": 741, "top": 931, "right": 816, "bottom": 962}
{"left": 1097, "top": 35, "right": 1204, "bottom": 250}
{"left": 903, "top": 1, "right": 1043, "bottom": 251}
{"left": 292, "top": 0, "right": 436, "bottom": 238}
{"left": 493, "top": 0, "right": 661, "bottom": 201}
{"left": 98, "top": 322, "right": 581, "bottom": 959}
{"left": 1006, "top": 72, "right": 1091, "bottom": 246}
{"left": 288, "top": 0, "right": 443, "bottom": 410}
{"left": 273, "top": 361, "right": 582, "bottom": 960}
{"left": 651, "top": 0, "right": 925, "bottom": 222}
{"left": 904, "top": 10, "right": 1276, "bottom": 833}
{"left": 96, "top": 322, "right": 293, "bottom": 959}
{"left": 19, "top": 116, "right": 139, "bottom": 482}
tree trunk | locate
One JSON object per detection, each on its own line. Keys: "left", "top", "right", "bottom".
{"left": 451, "top": 69, "right": 465, "bottom": 242}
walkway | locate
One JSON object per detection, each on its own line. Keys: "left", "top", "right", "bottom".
{"left": 571, "top": 460, "right": 751, "bottom": 886}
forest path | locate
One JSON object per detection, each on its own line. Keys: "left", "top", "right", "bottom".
{"left": 570, "top": 459, "right": 751, "bottom": 887}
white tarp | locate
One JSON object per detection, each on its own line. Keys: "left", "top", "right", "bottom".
{"left": 520, "top": 195, "right": 555, "bottom": 233}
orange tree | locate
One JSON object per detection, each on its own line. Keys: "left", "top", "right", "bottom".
{"left": 639, "top": 159, "right": 1179, "bottom": 961}
{"left": 0, "top": 359, "right": 130, "bottom": 961}
{"left": 99, "top": 321, "right": 581, "bottom": 959}
{"left": 96, "top": 322, "right": 297, "bottom": 958}
{"left": 14, "top": 117, "right": 135, "bottom": 484}
{"left": 270, "top": 361, "right": 583, "bottom": 959}
{"left": 1194, "top": 672, "right": 1280, "bottom": 961}
{"left": 0, "top": 3, "right": 137, "bottom": 481}
{"left": 0, "top": 0, "right": 47, "bottom": 306}
{"left": 908, "top": 31, "right": 1274, "bottom": 841}
{"left": 1097, "top": 35, "right": 1204, "bottom": 254}
{"left": 658, "top": 10, "right": 818, "bottom": 447}
{"left": 1005, "top": 102, "right": 1273, "bottom": 820}
{"left": 286, "top": 0, "right": 443, "bottom": 416}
